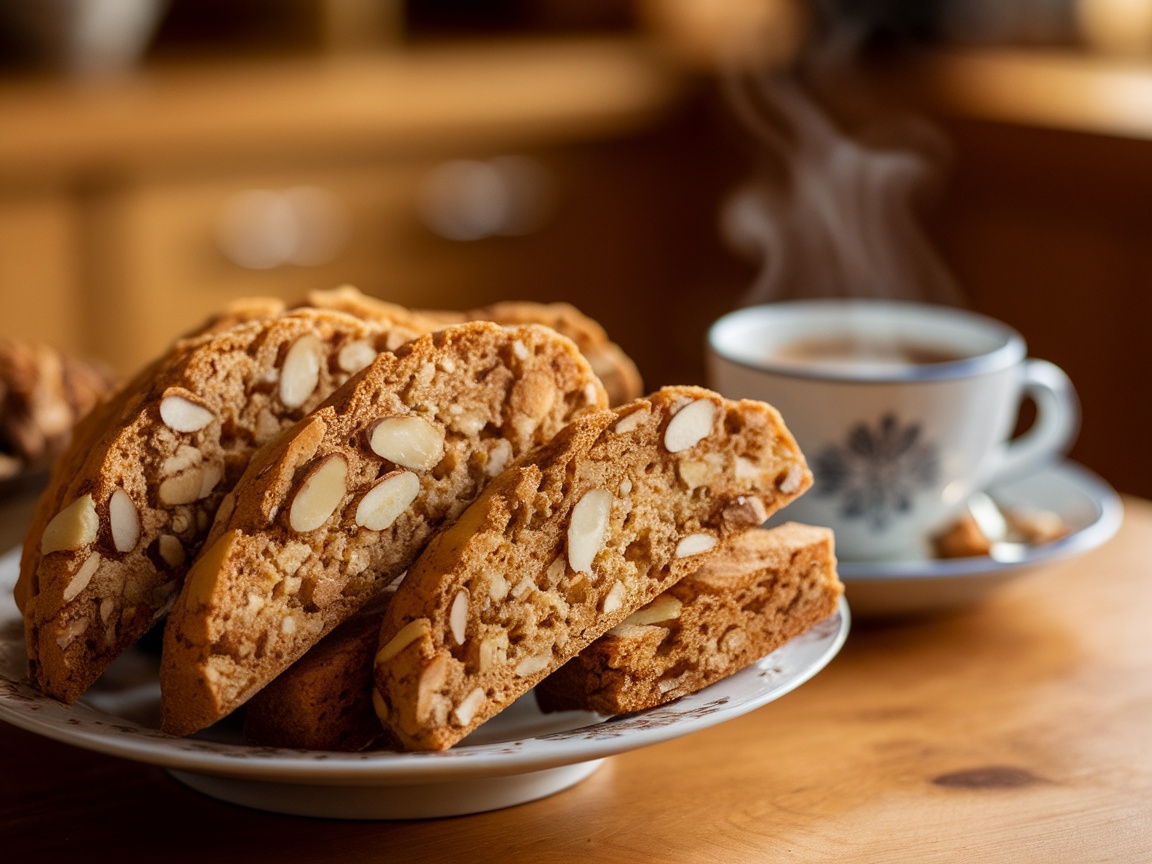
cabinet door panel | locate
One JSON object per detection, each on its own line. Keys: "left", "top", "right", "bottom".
{"left": 90, "top": 158, "right": 566, "bottom": 373}
{"left": 0, "top": 192, "right": 82, "bottom": 355}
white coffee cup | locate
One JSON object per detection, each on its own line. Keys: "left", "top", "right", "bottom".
{"left": 706, "top": 300, "right": 1080, "bottom": 561}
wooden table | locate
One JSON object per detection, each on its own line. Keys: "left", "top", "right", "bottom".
{"left": 3, "top": 490, "right": 1150, "bottom": 862}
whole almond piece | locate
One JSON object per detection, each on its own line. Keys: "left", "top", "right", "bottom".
{"left": 354, "top": 470, "right": 420, "bottom": 530}
{"left": 280, "top": 334, "right": 324, "bottom": 409}
{"left": 369, "top": 416, "right": 446, "bottom": 471}
{"left": 108, "top": 489, "right": 141, "bottom": 553}
{"left": 663, "top": 398, "right": 716, "bottom": 453}
{"left": 159, "top": 390, "right": 215, "bottom": 433}
{"left": 288, "top": 455, "right": 348, "bottom": 532}
{"left": 567, "top": 488, "right": 612, "bottom": 574}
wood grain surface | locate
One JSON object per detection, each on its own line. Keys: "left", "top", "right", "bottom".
{"left": 3, "top": 494, "right": 1149, "bottom": 862}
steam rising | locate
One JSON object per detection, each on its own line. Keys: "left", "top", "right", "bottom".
{"left": 722, "top": 69, "right": 964, "bottom": 306}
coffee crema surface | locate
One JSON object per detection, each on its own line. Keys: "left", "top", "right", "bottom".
{"left": 770, "top": 336, "right": 967, "bottom": 368}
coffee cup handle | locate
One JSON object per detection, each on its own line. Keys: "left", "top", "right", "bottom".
{"left": 975, "top": 359, "right": 1080, "bottom": 489}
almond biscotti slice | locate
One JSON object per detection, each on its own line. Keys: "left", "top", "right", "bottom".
{"left": 371, "top": 385, "right": 812, "bottom": 751}
{"left": 303, "top": 286, "right": 643, "bottom": 405}
{"left": 159, "top": 322, "right": 607, "bottom": 736}
{"left": 300, "top": 285, "right": 448, "bottom": 343}
{"left": 12, "top": 307, "right": 285, "bottom": 617}
{"left": 242, "top": 525, "right": 836, "bottom": 751}
{"left": 463, "top": 301, "right": 643, "bottom": 408}
{"left": 19, "top": 307, "right": 407, "bottom": 703}
{"left": 14, "top": 300, "right": 295, "bottom": 616}
{"left": 534, "top": 522, "right": 842, "bottom": 716}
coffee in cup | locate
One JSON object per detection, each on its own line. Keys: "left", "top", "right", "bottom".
{"left": 707, "top": 299, "right": 1079, "bottom": 561}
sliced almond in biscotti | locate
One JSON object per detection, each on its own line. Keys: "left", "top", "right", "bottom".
{"left": 19, "top": 307, "right": 412, "bottom": 704}
{"left": 159, "top": 322, "right": 607, "bottom": 737}
{"left": 534, "top": 522, "right": 843, "bottom": 716}
{"left": 371, "top": 385, "right": 812, "bottom": 752}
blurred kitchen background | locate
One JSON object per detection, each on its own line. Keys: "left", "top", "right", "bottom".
{"left": 0, "top": 0, "right": 1148, "bottom": 498}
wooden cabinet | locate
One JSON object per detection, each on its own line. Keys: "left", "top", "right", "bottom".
{"left": 0, "top": 36, "right": 694, "bottom": 375}
{"left": 85, "top": 158, "right": 471, "bottom": 370}
{"left": 0, "top": 189, "right": 82, "bottom": 351}
{"left": 864, "top": 48, "right": 1152, "bottom": 497}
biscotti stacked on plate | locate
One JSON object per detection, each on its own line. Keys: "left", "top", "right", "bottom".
{"left": 243, "top": 521, "right": 840, "bottom": 751}
{"left": 18, "top": 305, "right": 411, "bottom": 702}
{"left": 16, "top": 285, "right": 841, "bottom": 753}
{"left": 159, "top": 320, "right": 607, "bottom": 735}
{"left": 534, "top": 522, "right": 841, "bottom": 716}
{"left": 17, "top": 287, "right": 625, "bottom": 707}
{"left": 370, "top": 386, "right": 813, "bottom": 750}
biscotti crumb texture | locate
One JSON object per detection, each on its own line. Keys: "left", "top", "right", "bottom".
{"left": 462, "top": 301, "right": 643, "bottom": 407}
{"left": 372, "top": 385, "right": 812, "bottom": 752}
{"left": 243, "top": 598, "right": 395, "bottom": 752}
{"left": 20, "top": 307, "right": 405, "bottom": 703}
{"left": 159, "top": 321, "right": 607, "bottom": 736}
{"left": 534, "top": 522, "right": 842, "bottom": 716}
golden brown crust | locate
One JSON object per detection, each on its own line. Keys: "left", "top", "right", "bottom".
{"left": 462, "top": 301, "right": 643, "bottom": 406}
{"left": 20, "top": 308, "right": 405, "bottom": 703}
{"left": 299, "top": 286, "right": 451, "bottom": 348}
{"left": 181, "top": 296, "right": 288, "bottom": 339}
{"left": 159, "top": 322, "right": 607, "bottom": 736}
{"left": 534, "top": 523, "right": 842, "bottom": 715}
{"left": 372, "top": 385, "right": 812, "bottom": 751}
{"left": 301, "top": 286, "right": 643, "bottom": 405}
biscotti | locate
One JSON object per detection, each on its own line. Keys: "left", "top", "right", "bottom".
{"left": 534, "top": 523, "right": 842, "bottom": 716}
{"left": 14, "top": 320, "right": 247, "bottom": 617}
{"left": 299, "top": 285, "right": 447, "bottom": 346}
{"left": 18, "top": 307, "right": 405, "bottom": 703}
{"left": 372, "top": 385, "right": 812, "bottom": 751}
{"left": 159, "top": 322, "right": 607, "bottom": 736}
{"left": 0, "top": 338, "right": 116, "bottom": 479}
{"left": 243, "top": 598, "right": 395, "bottom": 752}
{"left": 303, "top": 285, "right": 643, "bottom": 405}
{"left": 242, "top": 523, "right": 836, "bottom": 751}
{"left": 461, "top": 301, "right": 642, "bottom": 408}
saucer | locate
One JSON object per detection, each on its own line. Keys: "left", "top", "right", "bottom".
{"left": 0, "top": 547, "right": 849, "bottom": 820}
{"left": 836, "top": 460, "right": 1122, "bottom": 618}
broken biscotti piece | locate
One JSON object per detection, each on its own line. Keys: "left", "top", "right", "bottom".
{"left": 159, "top": 322, "right": 607, "bottom": 736}
{"left": 372, "top": 385, "right": 812, "bottom": 752}
{"left": 534, "top": 522, "right": 842, "bottom": 716}
{"left": 18, "top": 307, "right": 410, "bottom": 704}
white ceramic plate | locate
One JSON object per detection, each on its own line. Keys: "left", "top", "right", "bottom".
{"left": 0, "top": 550, "right": 849, "bottom": 819}
{"left": 836, "top": 460, "right": 1122, "bottom": 618}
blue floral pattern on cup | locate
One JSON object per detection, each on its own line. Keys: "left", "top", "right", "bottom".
{"left": 812, "top": 414, "right": 939, "bottom": 530}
